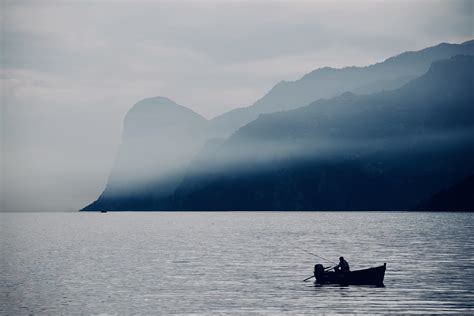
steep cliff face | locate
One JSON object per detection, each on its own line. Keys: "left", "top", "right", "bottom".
{"left": 83, "top": 97, "right": 208, "bottom": 210}
{"left": 171, "top": 56, "right": 474, "bottom": 210}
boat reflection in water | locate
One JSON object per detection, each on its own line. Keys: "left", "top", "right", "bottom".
{"left": 314, "top": 263, "right": 386, "bottom": 286}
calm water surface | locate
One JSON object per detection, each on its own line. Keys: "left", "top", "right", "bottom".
{"left": 1, "top": 212, "right": 473, "bottom": 314}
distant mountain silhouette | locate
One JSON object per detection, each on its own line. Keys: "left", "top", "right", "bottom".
{"left": 170, "top": 55, "right": 474, "bottom": 210}
{"left": 419, "top": 175, "right": 474, "bottom": 211}
{"left": 210, "top": 40, "right": 474, "bottom": 136}
{"left": 82, "top": 40, "right": 474, "bottom": 211}
{"left": 83, "top": 97, "right": 208, "bottom": 211}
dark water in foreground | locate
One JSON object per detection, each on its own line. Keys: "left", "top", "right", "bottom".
{"left": 1, "top": 212, "right": 473, "bottom": 314}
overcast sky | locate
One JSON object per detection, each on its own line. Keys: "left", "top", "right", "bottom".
{"left": 1, "top": 0, "right": 472, "bottom": 212}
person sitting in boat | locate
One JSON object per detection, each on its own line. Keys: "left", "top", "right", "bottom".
{"left": 334, "top": 256, "right": 350, "bottom": 272}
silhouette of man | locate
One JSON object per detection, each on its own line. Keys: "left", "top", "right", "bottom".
{"left": 334, "top": 256, "right": 350, "bottom": 272}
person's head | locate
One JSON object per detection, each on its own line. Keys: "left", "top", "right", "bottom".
{"left": 339, "top": 256, "right": 344, "bottom": 262}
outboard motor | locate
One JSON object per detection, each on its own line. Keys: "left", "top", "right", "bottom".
{"left": 314, "top": 264, "right": 325, "bottom": 279}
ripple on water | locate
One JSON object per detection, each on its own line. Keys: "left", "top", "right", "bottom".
{"left": 1, "top": 212, "right": 473, "bottom": 314}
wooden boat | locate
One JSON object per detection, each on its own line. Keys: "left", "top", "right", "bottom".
{"left": 314, "top": 263, "right": 386, "bottom": 286}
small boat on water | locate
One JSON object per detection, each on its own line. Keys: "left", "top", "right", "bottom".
{"left": 100, "top": 210, "right": 107, "bottom": 213}
{"left": 314, "top": 263, "right": 386, "bottom": 286}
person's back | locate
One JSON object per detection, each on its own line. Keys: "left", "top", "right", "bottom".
{"left": 335, "top": 256, "right": 350, "bottom": 272}
{"left": 340, "top": 257, "right": 350, "bottom": 272}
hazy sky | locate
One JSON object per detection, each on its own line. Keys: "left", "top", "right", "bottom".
{"left": 1, "top": 0, "right": 472, "bottom": 212}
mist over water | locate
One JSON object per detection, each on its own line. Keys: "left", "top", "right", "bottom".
{"left": 81, "top": 55, "right": 474, "bottom": 212}
{"left": 2, "top": 212, "right": 473, "bottom": 314}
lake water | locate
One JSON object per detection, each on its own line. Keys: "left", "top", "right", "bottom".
{"left": 1, "top": 212, "right": 473, "bottom": 314}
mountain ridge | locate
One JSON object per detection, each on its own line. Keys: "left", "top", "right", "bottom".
{"left": 168, "top": 55, "right": 474, "bottom": 211}
{"left": 209, "top": 39, "right": 474, "bottom": 135}
{"left": 82, "top": 40, "right": 474, "bottom": 211}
